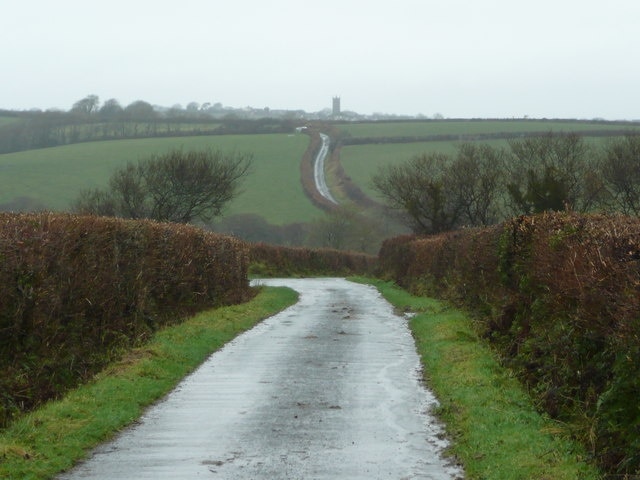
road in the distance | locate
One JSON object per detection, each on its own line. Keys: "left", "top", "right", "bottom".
{"left": 59, "top": 278, "right": 463, "bottom": 479}
{"left": 314, "top": 133, "right": 338, "bottom": 205}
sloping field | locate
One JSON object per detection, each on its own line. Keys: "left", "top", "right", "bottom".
{"left": 3, "top": 119, "right": 638, "bottom": 224}
{"left": 338, "top": 120, "right": 640, "bottom": 201}
{"left": 0, "top": 133, "right": 320, "bottom": 225}
{"left": 338, "top": 119, "right": 639, "bottom": 139}
{"left": 339, "top": 140, "right": 472, "bottom": 200}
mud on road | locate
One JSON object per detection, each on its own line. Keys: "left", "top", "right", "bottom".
{"left": 59, "top": 278, "right": 463, "bottom": 479}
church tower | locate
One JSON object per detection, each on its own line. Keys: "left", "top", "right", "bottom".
{"left": 332, "top": 96, "right": 341, "bottom": 116}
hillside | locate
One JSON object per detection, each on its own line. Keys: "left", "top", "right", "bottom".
{"left": 0, "top": 133, "right": 319, "bottom": 225}
{"left": 2, "top": 117, "right": 639, "bottom": 251}
{"left": 332, "top": 119, "right": 640, "bottom": 203}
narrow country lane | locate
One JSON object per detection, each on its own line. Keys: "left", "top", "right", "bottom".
{"left": 59, "top": 278, "right": 463, "bottom": 479}
{"left": 313, "top": 133, "right": 338, "bottom": 205}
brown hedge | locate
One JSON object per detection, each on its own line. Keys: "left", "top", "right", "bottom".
{"left": 0, "top": 213, "right": 250, "bottom": 426}
{"left": 378, "top": 212, "right": 640, "bottom": 476}
{"left": 249, "top": 242, "right": 377, "bottom": 277}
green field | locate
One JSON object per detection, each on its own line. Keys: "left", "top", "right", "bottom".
{"left": 338, "top": 119, "right": 640, "bottom": 139}
{"left": 0, "top": 116, "right": 21, "bottom": 127}
{"left": 3, "top": 119, "right": 638, "bottom": 225}
{"left": 340, "top": 134, "right": 627, "bottom": 201}
{"left": 338, "top": 119, "right": 640, "bottom": 202}
{"left": 341, "top": 141, "right": 447, "bottom": 199}
{"left": 53, "top": 121, "right": 224, "bottom": 142}
{"left": 0, "top": 133, "right": 320, "bottom": 225}
{"left": 340, "top": 139, "right": 510, "bottom": 201}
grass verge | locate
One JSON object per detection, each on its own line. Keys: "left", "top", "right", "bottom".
{"left": 0, "top": 286, "right": 298, "bottom": 480}
{"left": 351, "top": 277, "right": 602, "bottom": 480}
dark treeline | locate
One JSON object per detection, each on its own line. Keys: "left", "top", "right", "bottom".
{"left": 0, "top": 97, "right": 297, "bottom": 154}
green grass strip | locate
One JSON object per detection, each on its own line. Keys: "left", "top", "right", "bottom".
{"left": 0, "top": 286, "right": 298, "bottom": 480}
{"left": 352, "top": 277, "right": 601, "bottom": 480}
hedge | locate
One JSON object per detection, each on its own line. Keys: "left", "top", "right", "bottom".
{"left": 249, "top": 242, "right": 377, "bottom": 277}
{"left": 378, "top": 212, "right": 640, "bottom": 476}
{"left": 0, "top": 213, "right": 250, "bottom": 426}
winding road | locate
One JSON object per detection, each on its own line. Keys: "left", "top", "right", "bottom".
{"left": 314, "top": 133, "right": 338, "bottom": 205}
{"left": 59, "top": 278, "right": 462, "bottom": 479}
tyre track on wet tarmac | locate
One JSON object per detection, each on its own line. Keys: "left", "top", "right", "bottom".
{"left": 59, "top": 278, "right": 463, "bottom": 479}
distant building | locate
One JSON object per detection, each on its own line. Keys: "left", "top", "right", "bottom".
{"left": 332, "top": 96, "right": 341, "bottom": 116}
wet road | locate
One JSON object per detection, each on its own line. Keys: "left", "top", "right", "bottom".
{"left": 60, "top": 278, "right": 463, "bottom": 479}
{"left": 313, "top": 133, "right": 338, "bottom": 205}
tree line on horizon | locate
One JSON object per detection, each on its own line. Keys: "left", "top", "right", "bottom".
{"left": 0, "top": 95, "right": 297, "bottom": 154}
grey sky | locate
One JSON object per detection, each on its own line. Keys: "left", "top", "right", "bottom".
{"left": 2, "top": 0, "right": 639, "bottom": 119}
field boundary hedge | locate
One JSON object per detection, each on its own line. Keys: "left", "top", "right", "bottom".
{"left": 0, "top": 213, "right": 251, "bottom": 426}
{"left": 378, "top": 212, "right": 640, "bottom": 476}
{"left": 341, "top": 128, "right": 638, "bottom": 146}
{"left": 250, "top": 242, "right": 377, "bottom": 277}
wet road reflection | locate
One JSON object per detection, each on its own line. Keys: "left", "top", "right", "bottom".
{"left": 60, "top": 278, "right": 463, "bottom": 479}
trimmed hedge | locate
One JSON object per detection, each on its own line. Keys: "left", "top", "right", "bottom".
{"left": 0, "top": 213, "right": 250, "bottom": 426}
{"left": 249, "top": 242, "right": 377, "bottom": 277}
{"left": 378, "top": 212, "right": 640, "bottom": 476}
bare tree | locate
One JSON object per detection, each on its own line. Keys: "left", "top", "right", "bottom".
{"left": 505, "top": 132, "right": 597, "bottom": 214}
{"left": 449, "top": 143, "right": 506, "bottom": 226}
{"left": 99, "top": 98, "right": 124, "bottom": 120}
{"left": 306, "top": 206, "right": 383, "bottom": 253}
{"left": 71, "top": 94, "right": 100, "bottom": 115}
{"left": 372, "top": 153, "right": 462, "bottom": 234}
{"left": 601, "top": 135, "right": 640, "bottom": 215}
{"left": 186, "top": 102, "right": 200, "bottom": 114}
{"left": 73, "top": 189, "right": 117, "bottom": 217}
{"left": 124, "top": 100, "right": 156, "bottom": 121}
{"left": 109, "top": 163, "right": 149, "bottom": 218}
{"left": 74, "top": 148, "right": 252, "bottom": 224}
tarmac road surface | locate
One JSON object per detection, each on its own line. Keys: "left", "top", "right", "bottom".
{"left": 59, "top": 278, "right": 463, "bottom": 479}
{"left": 313, "top": 133, "right": 338, "bottom": 205}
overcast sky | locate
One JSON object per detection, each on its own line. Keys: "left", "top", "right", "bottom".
{"left": 2, "top": 0, "right": 639, "bottom": 119}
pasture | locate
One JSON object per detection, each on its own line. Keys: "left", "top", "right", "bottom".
{"left": 0, "top": 133, "right": 319, "bottom": 225}
{"left": 339, "top": 132, "right": 635, "bottom": 201}
{"left": 340, "top": 141, "right": 463, "bottom": 199}
{"left": 57, "top": 121, "right": 224, "bottom": 138}
{"left": 337, "top": 119, "right": 640, "bottom": 139}
{"left": 0, "top": 116, "right": 21, "bottom": 127}
{"left": 3, "top": 119, "right": 639, "bottom": 224}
